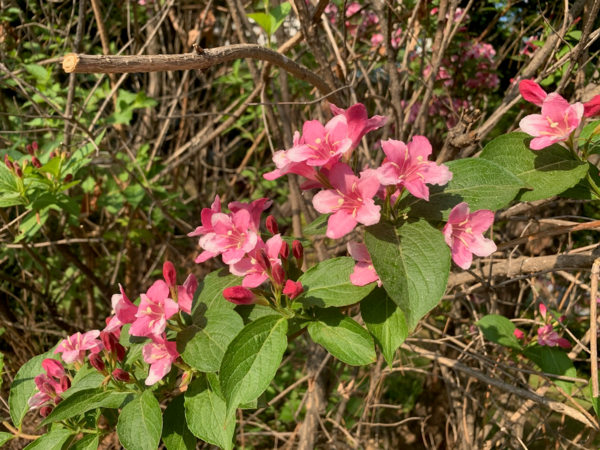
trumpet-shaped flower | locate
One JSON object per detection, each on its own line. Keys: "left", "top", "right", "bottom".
{"left": 130, "top": 280, "right": 179, "bottom": 338}
{"left": 377, "top": 136, "right": 452, "bottom": 201}
{"left": 537, "top": 324, "right": 571, "bottom": 348}
{"left": 54, "top": 330, "right": 103, "bottom": 365}
{"left": 347, "top": 241, "right": 381, "bottom": 287}
{"left": 442, "top": 203, "right": 497, "bottom": 270}
{"left": 229, "top": 198, "right": 272, "bottom": 233}
{"left": 264, "top": 132, "right": 322, "bottom": 183}
{"left": 223, "top": 286, "right": 258, "bottom": 305}
{"left": 230, "top": 234, "right": 283, "bottom": 288}
{"left": 142, "top": 334, "right": 179, "bottom": 385}
{"left": 177, "top": 274, "right": 198, "bottom": 315}
{"left": 312, "top": 163, "right": 381, "bottom": 239}
{"left": 42, "top": 359, "right": 65, "bottom": 379}
{"left": 329, "top": 103, "right": 388, "bottom": 149}
{"left": 188, "top": 196, "right": 221, "bottom": 237}
{"left": 584, "top": 95, "right": 600, "bottom": 118}
{"left": 286, "top": 119, "right": 352, "bottom": 167}
{"left": 197, "top": 209, "right": 259, "bottom": 265}
{"left": 519, "top": 92, "right": 584, "bottom": 150}
{"left": 104, "top": 284, "right": 138, "bottom": 333}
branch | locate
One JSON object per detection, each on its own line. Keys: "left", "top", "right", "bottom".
{"left": 62, "top": 44, "right": 332, "bottom": 96}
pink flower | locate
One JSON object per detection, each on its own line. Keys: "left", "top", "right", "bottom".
{"left": 228, "top": 198, "right": 272, "bottom": 233}
{"left": 584, "top": 95, "right": 600, "bottom": 118}
{"left": 42, "top": 359, "right": 65, "bottom": 379}
{"left": 442, "top": 203, "right": 497, "bottom": 270}
{"left": 54, "top": 331, "right": 103, "bottom": 365}
{"left": 513, "top": 329, "right": 525, "bottom": 340}
{"left": 347, "top": 241, "right": 381, "bottom": 287}
{"left": 177, "top": 274, "right": 198, "bottom": 315}
{"left": 104, "top": 284, "right": 138, "bottom": 333}
{"left": 346, "top": 2, "right": 361, "bottom": 17}
{"left": 537, "top": 324, "right": 571, "bottom": 348}
{"left": 329, "top": 103, "right": 388, "bottom": 150}
{"left": 230, "top": 235, "right": 283, "bottom": 288}
{"left": 264, "top": 132, "right": 322, "bottom": 183}
{"left": 196, "top": 209, "right": 259, "bottom": 264}
{"left": 286, "top": 118, "right": 352, "bottom": 168}
{"left": 130, "top": 280, "right": 179, "bottom": 338}
{"left": 283, "top": 280, "right": 303, "bottom": 300}
{"left": 313, "top": 163, "right": 381, "bottom": 239}
{"left": 370, "top": 33, "right": 384, "bottom": 46}
{"left": 223, "top": 286, "right": 257, "bottom": 305}
{"left": 142, "top": 334, "right": 179, "bottom": 386}
{"left": 519, "top": 80, "right": 547, "bottom": 106}
{"left": 28, "top": 359, "right": 68, "bottom": 409}
{"left": 539, "top": 303, "right": 548, "bottom": 320}
{"left": 377, "top": 136, "right": 452, "bottom": 201}
{"left": 188, "top": 195, "right": 221, "bottom": 237}
{"left": 519, "top": 93, "right": 584, "bottom": 150}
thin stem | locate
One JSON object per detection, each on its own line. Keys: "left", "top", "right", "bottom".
{"left": 591, "top": 258, "right": 600, "bottom": 399}
{"left": 1, "top": 421, "right": 41, "bottom": 440}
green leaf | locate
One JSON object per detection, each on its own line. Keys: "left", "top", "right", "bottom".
{"left": 0, "top": 194, "right": 25, "bottom": 207}
{"left": 163, "top": 395, "right": 196, "bottom": 450}
{"left": 63, "top": 365, "right": 106, "bottom": 398}
{"left": 184, "top": 377, "right": 235, "bottom": 450}
{"left": 124, "top": 184, "right": 145, "bottom": 209}
{"left": 23, "top": 429, "right": 71, "bottom": 450}
{"left": 360, "top": 287, "right": 408, "bottom": 367}
{"left": 191, "top": 269, "right": 243, "bottom": 318}
{"left": 9, "top": 351, "right": 58, "bottom": 426}
{"left": 295, "top": 257, "right": 375, "bottom": 308}
{"left": 302, "top": 214, "right": 330, "bottom": 235}
{"left": 0, "top": 432, "right": 13, "bottom": 447}
{"left": 308, "top": 308, "right": 376, "bottom": 366}
{"left": 476, "top": 314, "right": 522, "bottom": 351}
{"left": 0, "top": 161, "right": 18, "bottom": 193}
{"left": 24, "top": 64, "right": 50, "bottom": 84}
{"left": 70, "top": 434, "right": 99, "bottom": 450}
{"left": 38, "top": 157, "right": 61, "bottom": 178}
{"left": 480, "top": 132, "right": 588, "bottom": 201}
{"left": 30, "top": 192, "right": 80, "bottom": 217}
{"left": 399, "top": 159, "right": 525, "bottom": 220}
{"left": 560, "top": 162, "right": 600, "bottom": 200}
{"left": 525, "top": 346, "right": 576, "bottom": 395}
{"left": 219, "top": 315, "right": 288, "bottom": 416}
{"left": 117, "top": 390, "right": 162, "bottom": 450}
{"left": 269, "top": 2, "right": 292, "bottom": 35}
{"left": 248, "top": 12, "right": 272, "bottom": 36}
{"left": 365, "top": 219, "right": 450, "bottom": 330}
{"left": 590, "top": 377, "right": 600, "bottom": 417}
{"left": 177, "top": 308, "right": 244, "bottom": 372}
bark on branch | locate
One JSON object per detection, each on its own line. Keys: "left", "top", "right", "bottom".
{"left": 62, "top": 44, "right": 332, "bottom": 96}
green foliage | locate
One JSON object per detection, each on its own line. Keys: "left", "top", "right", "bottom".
{"left": 247, "top": 2, "right": 292, "bottom": 38}
{"left": 163, "top": 395, "right": 196, "bottom": 450}
{"left": 302, "top": 213, "right": 330, "bottom": 235}
{"left": 525, "top": 346, "right": 577, "bottom": 395}
{"left": 69, "top": 434, "right": 100, "bottom": 450}
{"left": 476, "top": 314, "right": 522, "bottom": 352}
{"left": 117, "top": 390, "right": 163, "bottom": 450}
{"left": 191, "top": 269, "right": 243, "bottom": 318}
{"left": 22, "top": 429, "right": 72, "bottom": 450}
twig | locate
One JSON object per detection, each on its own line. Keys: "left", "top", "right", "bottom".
{"left": 591, "top": 258, "right": 600, "bottom": 399}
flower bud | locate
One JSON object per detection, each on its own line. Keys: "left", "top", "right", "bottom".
{"left": 54, "top": 396, "right": 63, "bottom": 405}
{"left": 22, "top": 159, "right": 28, "bottom": 170}
{"left": 65, "top": 151, "right": 71, "bottom": 159}
{"left": 64, "top": 174, "right": 73, "bottom": 183}
{"left": 283, "top": 280, "right": 303, "bottom": 300}
{"left": 292, "top": 240, "right": 304, "bottom": 266}
{"left": 32, "top": 141, "right": 38, "bottom": 152}
{"left": 26, "top": 144, "right": 34, "bottom": 155}
{"left": 266, "top": 215, "right": 279, "bottom": 235}
{"left": 115, "top": 343, "right": 126, "bottom": 362}
{"left": 256, "top": 249, "right": 271, "bottom": 273}
{"left": 31, "top": 156, "right": 42, "bottom": 168}
{"left": 280, "top": 241, "right": 289, "bottom": 259}
{"left": 100, "top": 331, "right": 118, "bottom": 353}
{"left": 40, "top": 406, "right": 53, "bottom": 418}
{"left": 60, "top": 375, "right": 71, "bottom": 391}
{"left": 4, "top": 154, "right": 13, "bottom": 170}
{"left": 272, "top": 264, "right": 286, "bottom": 286}
{"left": 14, "top": 162, "right": 23, "bottom": 178}
{"left": 42, "top": 359, "right": 65, "bottom": 378}
{"left": 89, "top": 353, "right": 106, "bottom": 373}
{"left": 112, "top": 369, "right": 131, "bottom": 382}
{"left": 163, "top": 261, "right": 177, "bottom": 288}
{"left": 513, "top": 329, "right": 524, "bottom": 340}
{"left": 180, "top": 370, "right": 193, "bottom": 389}
{"left": 223, "top": 286, "right": 256, "bottom": 305}
{"left": 49, "top": 151, "right": 56, "bottom": 159}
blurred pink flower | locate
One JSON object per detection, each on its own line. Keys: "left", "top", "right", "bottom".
{"left": 347, "top": 241, "right": 380, "bottom": 287}
{"left": 537, "top": 324, "right": 571, "bottom": 348}
{"left": 513, "top": 329, "right": 525, "bottom": 340}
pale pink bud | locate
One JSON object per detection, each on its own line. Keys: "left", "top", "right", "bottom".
{"left": 223, "top": 286, "right": 256, "bottom": 305}
{"left": 266, "top": 215, "right": 279, "bottom": 235}
{"left": 163, "top": 261, "right": 177, "bottom": 288}
{"left": 283, "top": 280, "right": 303, "bottom": 300}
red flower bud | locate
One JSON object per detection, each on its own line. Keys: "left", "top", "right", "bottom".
{"left": 115, "top": 343, "right": 126, "bottom": 362}
{"left": 272, "top": 264, "right": 286, "bottom": 286}
{"left": 112, "top": 369, "right": 131, "bottom": 382}
{"left": 31, "top": 156, "right": 42, "bottom": 168}
{"left": 49, "top": 151, "right": 56, "bottom": 159}
{"left": 4, "top": 154, "right": 13, "bottom": 170}
{"left": 32, "top": 141, "right": 38, "bottom": 152}
{"left": 280, "top": 241, "right": 289, "bottom": 259}
{"left": 283, "top": 280, "right": 303, "bottom": 300}
{"left": 100, "top": 331, "right": 118, "bottom": 353}
{"left": 513, "top": 329, "right": 524, "bottom": 340}
{"left": 292, "top": 240, "right": 304, "bottom": 266}
{"left": 163, "top": 261, "right": 177, "bottom": 288}
{"left": 14, "top": 161, "right": 22, "bottom": 178}
{"left": 223, "top": 286, "right": 257, "bottom": 305}
{"left": 60, "top": 375, "right": 71, "bottom": 391}
{"left": 256, "top": 249, "right": 271, "bottom": 273}
{"left": 40, "top": 406, "right": 53, "bottom": 418}
{"left": 54, "top": 396, "right": 63, "bottom": 405}
{"left": 42, "top": 382, "right": 56, "bottom": 396}
{"left": 26, "top": 144, "right": 34, "bottom": 155}
{"left": 64, "top": 174, "right": 73, "bottom": 183}
{"left": 266, "top": 215, "right": 279, "bottom": 235}
{"left": 89, "top": 353, "right": 106, "bottom": 373}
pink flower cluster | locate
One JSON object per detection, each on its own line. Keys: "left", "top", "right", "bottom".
{"left": 513, "top": 303, "right": 571, "bottom": 349}
{"left": 28, "top": 359, "right": 71, "bottom": 417}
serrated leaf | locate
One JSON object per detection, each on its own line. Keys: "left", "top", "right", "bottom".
{"left": 399, "top": 158, "right": 525, "bottom": 220}
{"left": 177, "top": 308, "right": 244, "bottom": 372}
{"left": 0, "top": 161, "right": 18, "bottom": 193}
{"left": 560, "top": 162, "right": 600, "bottom": 200}
{"left": 124, "top": 184, "right": 145, "bottom": 209}
{"left": 23, "top": 428, "right": 71, "bottom": 450}
{"left": 184, "top": 377, "right": 235, "bottom": 450}
{"left": 117, "top": 390, "right": 162, "bottom": 450}
{"left": 476, "top": 314, "right": 522, "bottom": 351}
{"left": 70, "top": 434, "right": 99, "bottom": 450}
{"left": 295, "top": 257, "right": 375, "bottom": 308}
{"left": 360, "top": 287, "right": 408, "bottom": 367}
{"left": 24, "top": 64, "right": 50, "bottom": 84}
{"left": 219, "top": 315, "right": 288, "bottom": 417}
{"left": 365, "top": 219, "right": 450, "bottom": 330}
{"left": 0, "top": 432, "right": 13, "bottom": 447}
{"left": 163, "top": 395, "right": 196, "bottom": 450}
{"left": 302, "top": 214, "right": 330, "bottom": 235}
{"left": 525, "top": 346, "right": 576, "bottom": 395}
{"left": 191, "top": 269, "right": 243, "bottom": 318}
{"left": 480, "top": 132, "right": 588, "bottom": 201}
{"left": 308, "top": 308, "right": 376, "bottom": 366}
{"left": 43, "top": 388, "right": 132, "bottom": 425}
